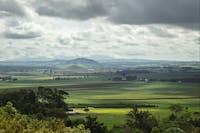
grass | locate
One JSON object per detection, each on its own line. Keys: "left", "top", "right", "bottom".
{"left": 65, "top": 82, "right": 200, "bottom": 106}
{"left": 65, "top": 81, "right": 200, "bottom": 129}
{"left": 70, "top": 107, "right": 200, "bottom": 130}
{"left": 69, "top": 108, "right": 131, "bottom": 129}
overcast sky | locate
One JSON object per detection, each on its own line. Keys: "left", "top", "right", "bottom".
{"left": 0, "top": 0, "right": 199, "bottom": 61}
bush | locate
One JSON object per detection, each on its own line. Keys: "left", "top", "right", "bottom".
{"left": 85, "top": 116, "right": 108, "bottom": 133}
{"left": 165, "top": 127, "right": 185, "bottom": 133}
{"left": 126, "top": 108, "right": 158, "bottom": 133}
{"left": 0, "top": 102, "right": 66, "bottom": 133}
{"left": 0, "top": 102, "right": 91, "bottom": 133}
{"left": 65, "top": 124, "right": 91, "bottom": 133}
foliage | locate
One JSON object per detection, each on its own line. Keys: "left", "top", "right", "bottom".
{"left": 85, "top": 115, "right": 108, "bottom": 133}
{"left": 151, "top": 127, "right": 162, "bottom": 133}
{"left": 149, "top": 104, "right": 200, "bottom": 133}
{"left": 164, "top": 127, "right": 185, "bottom": 133}
{"left": 66, "top": 124, "right": 91, "bottom": 133}
{"left": 110, "top": 125, "right": 127, "bottom": 133}
{"left": 126, "top": 108, "right": 158, "bottom": 133}
{"left": 0, "top": 102, "right": 91, "bottom": 133}
{"left": 109, "top": 105, "right": 200, "bottom": 133}
{"left": 70, "top": 115, "right": 108, "bottom": 133}
{"left": 0, "top": 87, "right": 68, "bottom": 119}
{"left": 0, "top": 102, "right": 66, "bottom": 133}
{"left": 169, "top": 104, "right": 183, "bottom": 114}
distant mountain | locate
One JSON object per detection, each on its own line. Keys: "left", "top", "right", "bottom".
{"left": 1, "top": 57, "right": 198, "bottom": 70}
{"left": 67, "top": 58, "right": 98, "bottom": 64}
{"left": 66, "top": 58, "right": 101, "bottom": 68}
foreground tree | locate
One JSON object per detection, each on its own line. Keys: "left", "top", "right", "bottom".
{"left": 66, "top": 124, "right": 91, "bottom": 133}
{"left": 0, "top": 102, "right": 91, "bottom": 133}
{"left": 126, "top": 108, "right": 158, "bottom": 133}
{"left": 151, "top": 104, "right": 200, "bottom": 133}
{"left": 0, "top": 87, "right": 69, "bottom": 119}
{"left": 85, "top": 116, "right": 108, "bottom": 133}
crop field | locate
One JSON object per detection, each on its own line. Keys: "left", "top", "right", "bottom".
{"left": 69, "top": 107, "right": 200, "bottom": 129}
{"left": 64, "top": 81, "right": 200, "bottom": 129}
{"left": 0, "top": 78, "right": 199, "bottom": 129}
{"left": 65, "top": 81, "right": 200, "bottom": 106}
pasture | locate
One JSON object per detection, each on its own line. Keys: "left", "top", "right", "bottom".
{"left": 65, "top": 81, "right": 200, "bottom": 129}
{"left": 65, "top": 81, "right": 200, "bottom": 107}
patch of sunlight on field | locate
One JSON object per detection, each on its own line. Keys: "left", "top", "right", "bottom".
{"left": 74, "top": 108, "right": 131, "bottom": 114}
{"left": 13, "top": 76, "right": 53, "bottom": 80}
{"left": 71, "top": 106, "right": 200, "bottom": 130}
{"left": 66, "top": 98, "right": 95, "bottom": 104}
{"left": 74, "top": 107, "right": 174, "bottom": 117}
{"left": 32, "top": 76, "right": 53, "bottom": 80}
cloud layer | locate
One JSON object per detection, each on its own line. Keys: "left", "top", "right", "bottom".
{"left": 32, "top": 0, "right": 200, "bottom": 26}
{"left": 0, "top": 0, "right": 199, "bottom": 61}
{"left": 34, "top": 0, "right": 109, "bottom": 20}
{"left": 0, "top": 0, "right": 27, "bottom": 17}
{"left": 109, "top": 0, "right": 200, "bottom": 25}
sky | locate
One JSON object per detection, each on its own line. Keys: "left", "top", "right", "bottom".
{"left": 0, "top": 0, "right": 199, "bottom": 61}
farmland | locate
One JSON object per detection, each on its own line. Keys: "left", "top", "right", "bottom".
{"left": 62, "top": 81, "right": 200, "bottom": 129}
{"left": 0, "top": 59, "right": 200, "bottom": 131}
{"left": 0, "top": 78, "right": 199, "bottom": 129}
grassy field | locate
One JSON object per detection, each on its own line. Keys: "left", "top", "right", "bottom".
{"left": 0, "top": 78, "right": 199, "bottom": 129}
{"left": 64, "top": 81, "right": 200, "bottom": 129}
{"left": 70, "top": 107, "right": 200, "bottom": 129}
{"left": 65, "top": 81, "right": 200, "bottom": 106}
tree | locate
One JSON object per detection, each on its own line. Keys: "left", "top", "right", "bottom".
{"left": 0, "top": 102, "right": 67, "bottom": 133}
{"left": 85, "top": 116, "right": 108, "bottom": 133}
{"left": 151, "top": 127, "right": 162, "bottom": 133}
{"left": 0, "top": 101, "right": 17, "bottom": 116}
{"left": 65, "top": 124, "right": 91, "bottom": 133}
{"left": 126, "top": 108, "right": 158, "bottom": 133}
{"left": 169, "top": 104, "right": 183, "bottom": 114}
{"left": 37, "top": 87, "right": 68, "bottom": 109}
{"left": 158, "top": 104, "right": 200, "bottom": 133}
{"left": 165, "top": 127, "right": 185, "bottom": 133}
{"left": 0, "top": 87, "right": 69, "bottom": 119}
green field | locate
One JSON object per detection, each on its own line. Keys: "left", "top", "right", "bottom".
{"left": 65, "top": 82, "right": 199, "bottom": 105}
{"left": 1, "top": 78, "right": 199, "bottom": 129}
{"left": 64, "top": 81, "right": 200, "bottom": 129}
{"left": 69, "top": 107, "right": 200, "bottom": 129}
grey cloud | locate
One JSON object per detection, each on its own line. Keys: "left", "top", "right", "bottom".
{"left": 3, "top": 23, "right": 42, "bottom": 39}
{"left": 34, "top": 0, "right": 110, "bottom": 20}
{"left": 109, "top": 0, "right": 200, "bottom": 25}
{"left": 32, "top": 0, "right": 199, "bottom": 28}
{"left": 4, "top": 32, "right": 40, "bottom": 39}
{"left": 2, "top": 17, "right": 43, "bottom": 39}
{"left": 0, "top": 0, "right": 27, "bottom": 17}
